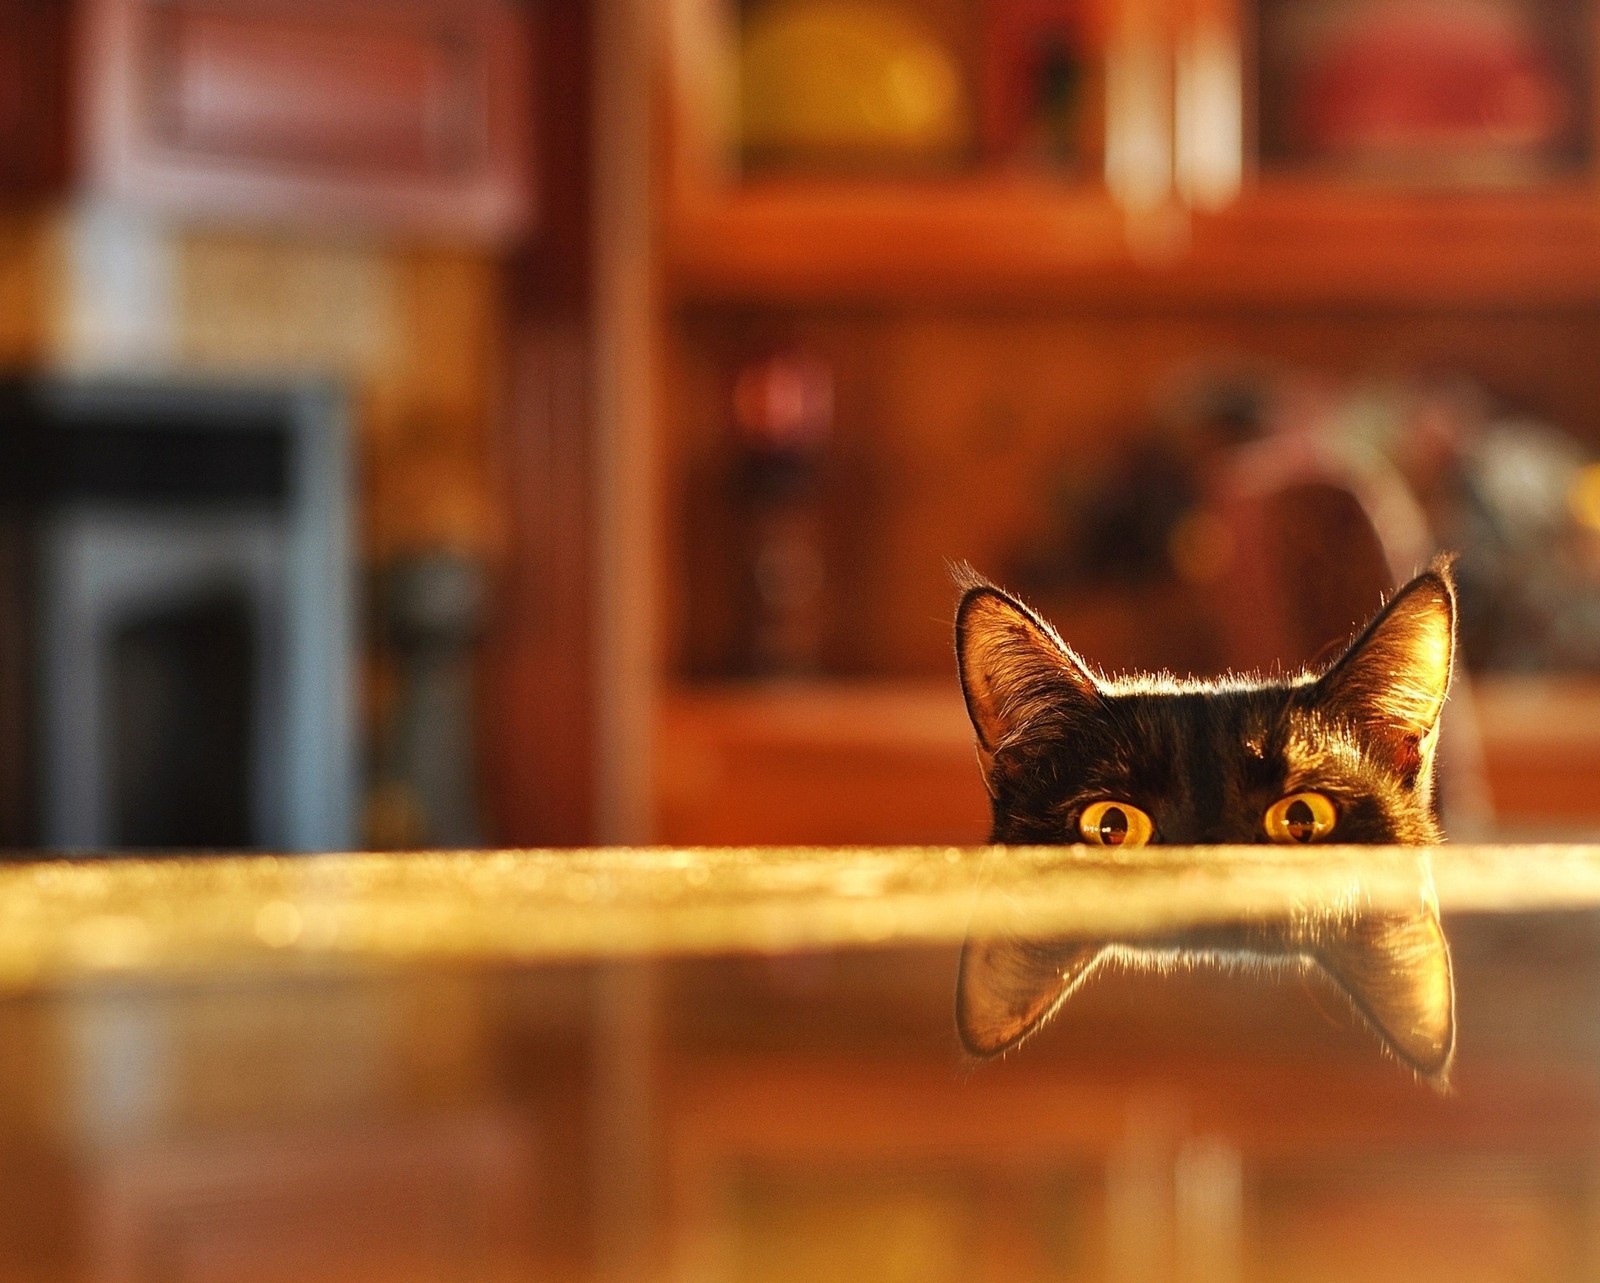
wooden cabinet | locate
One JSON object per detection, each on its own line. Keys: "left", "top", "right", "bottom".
{"left": 655, "top": 678, "right": 1600, "bottom": 844}
{"left": 666, "top": 1056, "right": 1600, "bottom": 1283}
{"left": 79, "top": 0, "right": 532, "bottom": 240}
{"left": 656, "top": 685, "right": 989, "bottom": 845}
{"left": 661, "top": 0, "right": 1600, "bottom": 305}
{"left": 629, "top": 0, "right": 1600, "bottom": 844}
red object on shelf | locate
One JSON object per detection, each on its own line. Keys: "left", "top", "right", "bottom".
{"left": 733, "top": 351, "right": 834, "bottom": 452}
{"left": 1294, "top": 5, "right": 1569, "bottom": 157}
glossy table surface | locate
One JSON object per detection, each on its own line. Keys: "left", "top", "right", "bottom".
{"left": 1, "top": 843, "right": 1598, "bottom": 988}
{"left": 8, "top": 845, "right": 1600, "bottom": 1282}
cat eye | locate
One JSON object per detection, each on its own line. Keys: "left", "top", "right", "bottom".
{"left": 1078, "top": 801, "right": 1154, "bottom": 848}
{"left": 1264, "top": 792, "right": 1338, "bottom": 844}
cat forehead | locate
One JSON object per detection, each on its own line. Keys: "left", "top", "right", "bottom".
{"left": 1087, "top": 683, "right": 1372, "bottom": 783}
{"left": 1087, "top": 675, "right": 1325, "bottom": 760}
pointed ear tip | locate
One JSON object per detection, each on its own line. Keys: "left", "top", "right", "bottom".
{"left": 955, "top": 582, "right": 995, "bottom": 610}
{"left": 956, "top": 1025, "right": 1005, "bottom": 1059}
{"left": 949, "top": 561, "right": 992, "bottom": 594}
{"left": 1400, "top": 565, "right": 1457, "bottom": 622}
{"left": 955, "top": 583, "right": 1024, "bottom": 634}
{"left": 955, "top": 1010, "right": 1027, "bottom": 1059}
{"left": 953, "top": 985, "right": 1011, "bottom": 1058}
{"left": 1419, "top": 556, "right": 1459, "bottom": 600}
{"left": 1415, "top": 1055, "right": 1455, "bottom": 1090}
{"left": 953, "top": 587, "right": 991, "bottom": 642}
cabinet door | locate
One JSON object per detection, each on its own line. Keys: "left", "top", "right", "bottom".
{"left": 80, "top": 0, "right": 532, "bottom": 242}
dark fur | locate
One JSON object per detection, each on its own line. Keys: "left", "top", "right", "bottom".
{"left": 953, "top": 560, "right": 1457, "bottom": 847}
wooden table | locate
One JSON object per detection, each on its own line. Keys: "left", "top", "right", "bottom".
{"left": 5, "top": 844, "right": 1600, "bottom": 1283}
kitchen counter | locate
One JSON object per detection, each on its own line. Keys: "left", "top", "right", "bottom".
{"left": 2, "top": 842, "right": 1600, "bottom": 987}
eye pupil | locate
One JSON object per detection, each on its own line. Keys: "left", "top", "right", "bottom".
{"left": 1099, "top": 806, "right": 1129, "bottom": 845}
{"left": 1285, "top": 798, "right": 1316, "bottom": 842}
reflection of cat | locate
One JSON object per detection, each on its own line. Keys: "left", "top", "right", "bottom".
{"left": 953, "top": 562, "right": 1457, "bottom": 1080}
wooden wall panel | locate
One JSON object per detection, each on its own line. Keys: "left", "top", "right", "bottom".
{"left": 484, "top": 0, "right": 598, "bottom": 846}
{"left": 671, "top": 306, "right": 1600, "bottom": 681}
{"left": 482, "top": 320, "right": 594, "bottom": 845}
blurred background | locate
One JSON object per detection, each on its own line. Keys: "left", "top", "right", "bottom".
{"left": 8, "top": 3, "right": 1600, "bottom": 1282}
{"left": 6, "top": 0, "right": 1600, "bottom": 854}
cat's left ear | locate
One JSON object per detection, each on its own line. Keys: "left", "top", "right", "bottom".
{"left": 1312, "top": 561, "right": 1456, "bottom": 784}
{"left": 954, "top": 571, "right": 1101, "bottom": 772}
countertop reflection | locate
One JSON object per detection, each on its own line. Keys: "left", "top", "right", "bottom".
{"left": 959, "top": 852, "right": 1454, "bottom": 1080}
{"left": 8, "top": 847, "right": 1600, "bottom": 1281}
{"left": 1, "top": 844, "right": 1599, "bottom": 987}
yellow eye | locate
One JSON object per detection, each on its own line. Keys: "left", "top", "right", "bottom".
{"left": 1264, "top": 791, "right": 1338, "bottom": 844}
{"left": 1079, "top": 801, "right": 1154, "bottom": 848}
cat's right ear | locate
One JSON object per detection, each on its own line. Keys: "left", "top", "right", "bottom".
{"left": 954, "top": 571, "right": 1101, "bottom": 772}
{"left": 1312, "top": 561, "right": 1456, "bottom": 786}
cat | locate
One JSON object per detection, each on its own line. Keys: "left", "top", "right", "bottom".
{"left": 952, "top": 561, "right": 1458, "bottom": 1081}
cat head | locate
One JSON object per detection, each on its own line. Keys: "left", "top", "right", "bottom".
{"left": 953, "top": 561, "right": 1457, "bottom": 847}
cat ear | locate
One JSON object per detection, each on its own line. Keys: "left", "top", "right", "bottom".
{"left": 1312, "top": 905, "right": 1456, "bottom": 1083}
{"left": 956, "top": 935, "right": 1106, "bottom": 1057}
{"left": 1311, "top": 563, "right": 1455, "bottom": 783}
{"left": 955, "top": 575, "right": 1101, "bottom": 762}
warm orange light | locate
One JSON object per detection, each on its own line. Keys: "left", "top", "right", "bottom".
{"left": 1568, "top": 463, "right": 1600, "bottom": 531}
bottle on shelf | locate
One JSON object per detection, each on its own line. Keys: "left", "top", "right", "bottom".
{"left": 728, "top": 350, "right": 836, "bottom": 678}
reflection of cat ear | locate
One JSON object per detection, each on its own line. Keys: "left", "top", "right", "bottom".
{"left": 1313, "top": 560, "right": 1455, "bottom": 785}
{"left": 1313, "top": 906, "right": 1456, "bottom": 1084}
{"left": 956, "top": 935, "right": 1105, "bottom": 1057}
{"left": 954, "top": 573, "right": 1101, "bottom": 760}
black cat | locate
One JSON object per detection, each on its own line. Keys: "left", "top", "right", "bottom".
{"left": 953, "top": 563, "right": 1457, "bottom": 1080}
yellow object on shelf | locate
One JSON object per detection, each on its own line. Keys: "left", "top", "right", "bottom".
{"left": 740, "top": 1, "right": 971, "bottom": 168}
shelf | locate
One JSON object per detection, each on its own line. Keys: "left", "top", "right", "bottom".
{"left": 656, "top": 681, "right": 989, "bottom": 845}
{"left": 1189, "top": 184, "right": 1600, "bottom": 308}
{"left": 648, "top": 0, "right": 1600, "bottom": 861}
{"left": 668, "top": 178, "right": 1600, "bottom": 307}
{"left": 668, "top": 175, "right": 1125, "bottom": 304}
{"left": 655, "top": 677, "right": 1600, "bottom": 844}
